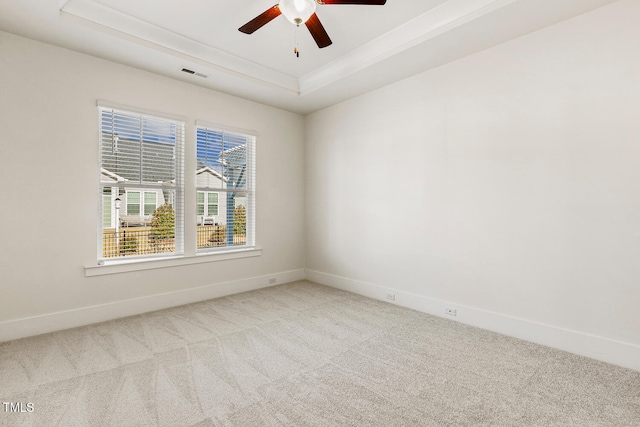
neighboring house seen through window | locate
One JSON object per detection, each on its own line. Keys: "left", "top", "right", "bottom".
{"left": 196, "top": 125, "right": 255, "bottom": 251}
{"left": 99, "top": 106, "right": 184, "bottom": 260}
{"left": 97, "top": 106, "right": 255, "bottom": 263}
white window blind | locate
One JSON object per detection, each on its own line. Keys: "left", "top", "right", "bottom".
{"left": 196, "top": 126, "right": 255, "bottom": 251}
{"left": 99, "top": 107, "right": 184, "bottom": 260}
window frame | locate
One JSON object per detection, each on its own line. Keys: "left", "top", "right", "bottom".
{"left": 90, "top": 103, "right": 260, "bottom": 273}
{"left": 197, "top": 191, "right": 219, "bottom": 218}
{"left": 195, "top": 123, "right": 256, "bottom": 254}
{"left": 126, "top": 191, "right": 141, "bottom": 216}
{"left": 97, "top": 104, "right": 185, "bottom": 262}
{"left": 123, "top": 190, "right": 158, "bottom": 216}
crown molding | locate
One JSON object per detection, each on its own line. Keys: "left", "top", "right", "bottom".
{"left": 299, "top": 0, "right": 517, "bottom": 95}
{"left": 60, "top": 0, "right": 300, "bottom": 94}
{"left": 61, "top": 0, "right": 519, "bottom": 98}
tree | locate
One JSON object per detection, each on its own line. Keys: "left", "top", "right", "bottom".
{"left": 150, "top": 203, "right": 175, "bottom": 241}
{"left": 234, "top": 205, "right": 246, "bottom": 235}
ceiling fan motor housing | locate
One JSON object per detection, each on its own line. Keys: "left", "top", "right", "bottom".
{"left": 238, "top": 0, "right": 386, "bottom": 48}
{"left": 279, "top": 0, "right": 317, "bottom": 26}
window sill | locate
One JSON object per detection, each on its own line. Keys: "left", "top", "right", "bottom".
{"left": 85, "top": 247, "right": 262, "bottom": 277}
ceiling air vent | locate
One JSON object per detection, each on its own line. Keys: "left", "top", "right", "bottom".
{"left": 181, "top": 68, "right": 208, "bottom": 78}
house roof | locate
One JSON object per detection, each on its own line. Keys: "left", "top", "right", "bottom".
{"left": 102, "top": 135, "right": 246, "bottom": 187}
{"left": 196, "top": 165, "right": 227, "bottom": 182}
{"left": 100, "top": 168, "right": 126, "bottom": 182}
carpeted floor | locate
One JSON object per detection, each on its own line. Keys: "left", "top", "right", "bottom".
{"left": 1, "top": 280, "right": 639, "bottom": 426}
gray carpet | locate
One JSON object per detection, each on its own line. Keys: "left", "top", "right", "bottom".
{"left": 1, "top": 281, "right": 639, "bottom": 426}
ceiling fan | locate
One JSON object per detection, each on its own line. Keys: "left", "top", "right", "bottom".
{"left": 239, "top": 0, "right": 387, "bottom": 49}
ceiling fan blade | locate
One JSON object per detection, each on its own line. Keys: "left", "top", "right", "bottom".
{"left": 305, "top": 13, "right": 332, "bottom": 48}
{"left": 238, "top": 5, "right": 282, "bottom": 34}
{"left": 318, "top": 0, "right": 386, "bottom": 4}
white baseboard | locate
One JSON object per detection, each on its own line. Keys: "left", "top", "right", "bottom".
{"left": 306, "top": 269, "right": 640, "bottom": 372}
{"left": 0, "top": 269, "right": 305, "bottom": 342}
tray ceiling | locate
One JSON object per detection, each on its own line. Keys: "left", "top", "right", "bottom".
{"left": 0, "top": 0, "right": 619, "bottom": 113}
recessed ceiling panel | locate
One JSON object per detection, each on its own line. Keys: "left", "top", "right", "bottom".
{"left": 89, "top": 0, "right": 447, "bottom": 77}
{"left": 0, "top": 0, "right": 621, "bottom": 113}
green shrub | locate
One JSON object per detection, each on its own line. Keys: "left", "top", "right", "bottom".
{"left": 234, "top": 205, "right": 246, "bottom": 235}
{"left": 209, "top": 225, "right": 226, "bottom": 246}
{"left": 150, "top": 203, "right": 175, "bottom": 241}
{"left": 119, "top": 233, "right": 138, "bottom": 256}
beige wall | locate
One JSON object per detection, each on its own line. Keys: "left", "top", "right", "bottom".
{"left": 305, "top": 0, "right": 640, "bottom": 368}
{"left": 0, "top": 31, "right": 305, "bottom": 324}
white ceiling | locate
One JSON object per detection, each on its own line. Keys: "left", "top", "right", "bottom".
{"left": 0, "top": 0, "right": 618, "bottom": 114}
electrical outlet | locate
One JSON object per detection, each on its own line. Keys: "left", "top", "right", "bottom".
{"left": 386, "top": 293, "right": 396, "bottom": 301}
{"left": 445, "top": 307, "right": 457, "bottom": 316}
{"left": 268, "top": 277, "right": 277, "bottom": 284}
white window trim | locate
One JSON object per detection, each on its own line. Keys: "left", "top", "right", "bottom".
{"left": 195, "top": 124, "right": 256, "bottom": 254}
{"left": 85, "top": 248, "right": 262, "bottom": 276}
{"left": 98, "top": 104, "right": 185, "bottom": 261}
{"left": 93, "top": 102, "right": 261, "bottom": 271}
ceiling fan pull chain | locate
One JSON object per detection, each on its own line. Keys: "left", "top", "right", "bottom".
{"left": 294, "top": 25, "right": 300, "bottom": 58}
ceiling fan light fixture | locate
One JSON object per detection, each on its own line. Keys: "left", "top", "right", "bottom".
{"left": 279, "top": 0, "right": 316, "bottom": 25}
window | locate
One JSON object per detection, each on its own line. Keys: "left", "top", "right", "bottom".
{"left": 102, "top": 188, "right": 112, "bottom": 228}
{"left": 95, "top": 105, "right": 256, "bottom": 268}
{"left": 144, "top": 192, "right": 157, "bottom": 216}
{"left": 197, "top": 191, "right": 219, "bottom": 218}
{"left": 124, "top": 191, "right": 158, "bottom": 216}
{"left": 126, "top": 191, "right": 141, "bottom": 215}
{"left": 196, "top": 125, "right": 255, "bottom": 251}
{"left": 99, "top": 107, "right": 184, "bottom": 260}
